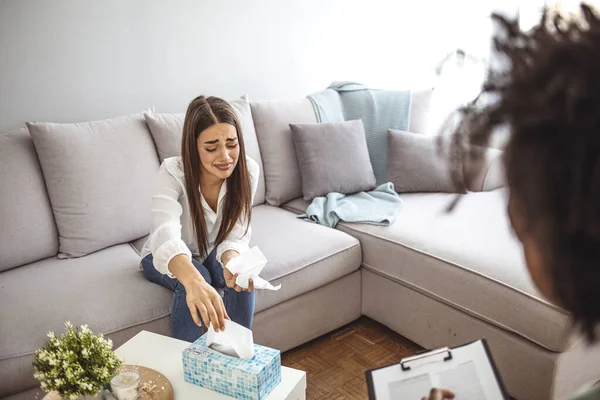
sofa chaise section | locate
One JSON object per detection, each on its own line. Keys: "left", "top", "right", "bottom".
{"left": 284, "top": 188, "right": 600, "bottom": 400}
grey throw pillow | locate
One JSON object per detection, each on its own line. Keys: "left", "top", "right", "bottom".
{"left": 143, "top": 111, "right": 184, "bottom": 162}
{"left": 26, "top": 110, "right": 159, "bottom": 258}
{"left": 290, "top": 120, "right": 376, "bottom": 201}
{"left": 388, "top": 129, "right": 465, "bottom": 193}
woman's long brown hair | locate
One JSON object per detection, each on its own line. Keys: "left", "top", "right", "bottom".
{"left": 181, "top": 95, "right": 252, "bottom": 259}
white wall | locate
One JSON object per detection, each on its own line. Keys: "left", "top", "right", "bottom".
{"left": 0, "top": 0, "right": 496, "bottom": 131}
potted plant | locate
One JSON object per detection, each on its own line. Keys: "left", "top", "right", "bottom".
{"left": 34, "top": 321, "right": 123, "bottom": 399}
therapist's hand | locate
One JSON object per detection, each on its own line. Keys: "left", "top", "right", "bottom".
{"left": 221, "top": 250, "right": 254, "bottom": 293}
{"left": 422, "top": 388, "right": 455, "bottom": 400}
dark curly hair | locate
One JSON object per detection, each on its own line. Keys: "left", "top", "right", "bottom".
{"left": 446, "top": 3, "right": 600, "bottom": 341}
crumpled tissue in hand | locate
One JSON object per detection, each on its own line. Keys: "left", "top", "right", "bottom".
{"left": 224, "top": 246, "right": 281, "bottom": 291}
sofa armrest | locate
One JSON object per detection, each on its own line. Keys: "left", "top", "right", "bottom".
{"left": 466, "top": 148, "right": 505, "bottom": 192}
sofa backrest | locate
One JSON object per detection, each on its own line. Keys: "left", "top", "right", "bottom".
{"left": 251, "top": 98, "right": 318, "bottom": 206}
{"left": 251, "top": 88, "right": 435, "bottom": 206}
{"left": 0, "top": 128, "right": 59, "bottom": 271}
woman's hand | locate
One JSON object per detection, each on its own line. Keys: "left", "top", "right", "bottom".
{"left": 422, "top": 389, "right": 455, "bottom": 400}
{"left": 184, "top": 276, "right": 229, "bottom": 332}
{"left": 168, "top": 254, "right": 229, "bottom": 332}
{"left": 221, "top": 250, "right": 255, "bottom": 293}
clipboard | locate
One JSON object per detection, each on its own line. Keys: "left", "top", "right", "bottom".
{"left": 366, "top": 339, "right": 509, "bottom": 400}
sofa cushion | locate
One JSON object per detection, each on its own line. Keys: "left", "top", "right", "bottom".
{"left": 0, "top": 128, "right": 58, "bottom": 271}
{"left": 387, "top": 129, "right": 464, "bottom": 193}
{"left": 26, "top": 112, "right": 160, "bottom": 258}
{"left": 249, "top": 205, "right": 362, "bottom": 313}
{"left": 290, "top": 120, "right": 376, "bottom": 200}
{"left": 252, "top": 90, "right": 435, "bottom": 207}
{"left": 143, "top": 96, "right": 266, "bottom": 206}
{"left": 0, "top": 244, "right": 172, "bottom": 397}
{"left": 465, "top": 147, "right": 505, "bottom": 192}
{"left": 251, "top": 98, "right": 318, "bottom": 206}
{"left": 143, "top": 111, "right": 182, "bottom": 162}
{"left": 283, "top": 190, "right": 574, "bottom": 352}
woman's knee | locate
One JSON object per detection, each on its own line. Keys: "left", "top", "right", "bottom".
{"left": 172, "top": 283, "right": 192, "bottom": 319}
{"left": 141, "top": 254, "right": 178, "bottom": 290}
{"left": 140, "top": 254, "right": 158, "bottom": 279}
{"left": 172, "top": 283, "right": 205, "bottom": 333}
{"left": 190, "top": 258, "right": 212, "bottom": 285}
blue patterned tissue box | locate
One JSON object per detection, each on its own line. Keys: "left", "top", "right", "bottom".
{"left": 182, "top": 335, "right": 282, "bottom": 399}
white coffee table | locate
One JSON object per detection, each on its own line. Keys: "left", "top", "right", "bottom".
{"left": 115, "top": 331, "right": 306, "bottom": 400}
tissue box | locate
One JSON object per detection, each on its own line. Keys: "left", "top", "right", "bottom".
{"left": 182, "top": 335, "right": 282, "bottom": 399}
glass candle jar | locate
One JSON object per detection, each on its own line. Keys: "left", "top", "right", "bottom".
{"left": 110, "top": 365, "right": 141, "bottom": 400}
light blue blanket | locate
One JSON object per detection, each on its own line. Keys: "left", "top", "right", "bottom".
{"left": 302, "top": 82, "right": 407, "bottom": 228}
{"left": 308, "top": 81, "right": 412, "bottom": 184}
{"left": 298, "top": 183, "right": 403, "bottom": 228}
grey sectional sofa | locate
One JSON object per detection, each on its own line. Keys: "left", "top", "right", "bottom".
{"left": 1, "top": 92, "right": 599, "bottom": 400}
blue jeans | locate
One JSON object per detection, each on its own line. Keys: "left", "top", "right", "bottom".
{"left": 140, "top": 249, "right": 255, "bottom": 342}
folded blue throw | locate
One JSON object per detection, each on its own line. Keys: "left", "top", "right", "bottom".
{"left": 298, "top": 183, "right": 403, "bottom": 228}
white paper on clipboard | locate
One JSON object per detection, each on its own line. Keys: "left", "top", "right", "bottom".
{"left": 366, "top": 339, "right": 508, "bottom": 400}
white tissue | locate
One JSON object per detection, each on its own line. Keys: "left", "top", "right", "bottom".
{"left": 206, "top": 320, "right": 255, "bottom": 360}
{"left": 225, "top": 246, "right": 281, "bottom": 291}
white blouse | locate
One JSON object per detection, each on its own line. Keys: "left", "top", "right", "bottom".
{"left": 140, "top": 155, "right": 260, "bottom": 277}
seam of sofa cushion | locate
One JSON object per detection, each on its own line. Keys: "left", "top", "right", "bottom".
{"left": 0, "top": 313, "right": 171, "bottom": 361}
{"left": 338, "top": 222, "right": 567, "bottom": 315}
{"left": 482, "top": 152, "right": 502, "bottom": 191}
{"left": 5, "top": 386, "right": 43, "bottom": 399}
{"left": 281, "top": 203, "right": 305, "bottom": 215}
{"left": 362, "top": 265, "right": 571, "bottom": 352}
{"left": 128, "top": 241, "right": 141, "bottom": 256}
{"left": 268, "top": 241, "right": 361, "bottom": 282}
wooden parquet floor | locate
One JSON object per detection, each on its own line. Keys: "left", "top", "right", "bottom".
{"left": 281, "top": 317, "right": 423, "bottom": 400}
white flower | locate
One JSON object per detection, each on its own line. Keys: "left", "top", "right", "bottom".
{"left": 34, "top": 320, "right": 122, "bottom": 397}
